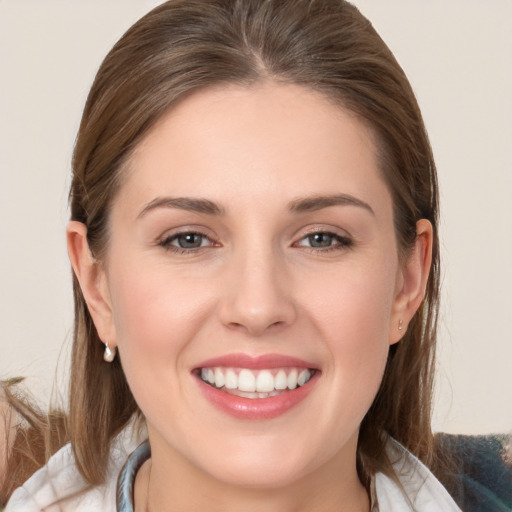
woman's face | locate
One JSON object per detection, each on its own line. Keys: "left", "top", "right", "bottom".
{"left": 84, "top": 82, "right": 421, "bottom": 488}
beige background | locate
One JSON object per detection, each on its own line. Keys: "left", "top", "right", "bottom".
{"left": 0, "top": 1, "right": 511, "bottom": 434}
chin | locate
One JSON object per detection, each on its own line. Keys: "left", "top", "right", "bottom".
{"left": 188, "top": 433, "right": 324, "bottom": 490}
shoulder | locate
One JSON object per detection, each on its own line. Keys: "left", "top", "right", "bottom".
{"left": 375, "top": 438, "right": 462, "bottom": 511}
{"left": 4, "top": 443, "right": 111, "bottom": 512}
{"left": 4, "top": 425, "right": 143, "bottom": 512}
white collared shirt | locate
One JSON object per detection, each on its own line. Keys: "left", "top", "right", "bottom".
{"left": 6, "top": 431, "right": 462, "bottom": 512}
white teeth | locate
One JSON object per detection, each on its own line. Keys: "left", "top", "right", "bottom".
{"left": 275, "top": 370, "right": 288, "bottom": 390}
{"left": 225, "top": 369, "right": 238, "bottom": 389}
{"left": 199, "top": 367, "right": 313, "bottom": 394}
{"left": 287, "top": 369, "right": 298, "bottom": 390}
{"left": 256, "top": 370, "right": 275, "bottom": 392}
{"left": 238, "top": 369, "right": 256, "bottom": 392}
{"left": 298, "top": 369, "right": 310, "bottom": 387}
{"left": 214, "top": 367, "right": 225, "bottom": 388}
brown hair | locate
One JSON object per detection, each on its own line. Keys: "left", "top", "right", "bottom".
{"left": 69, "top": 0, "right": 440, "bottom": 486}
{"left": 0, "top": 379, "right": 68, "bottom": 506}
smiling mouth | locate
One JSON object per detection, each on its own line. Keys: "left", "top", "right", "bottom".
{"left": 197, "top": 367, "right": 315, "bottom": 399}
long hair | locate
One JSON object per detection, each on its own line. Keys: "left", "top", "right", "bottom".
{"left": 0, "top": 379, "right": 68, "bottom": 507}
{"left": 68, "top": 0, "right": 440, "bottom": 485}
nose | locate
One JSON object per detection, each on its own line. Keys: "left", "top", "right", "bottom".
{"left": 218, "top": 246, "right": 297, "bottom": 336}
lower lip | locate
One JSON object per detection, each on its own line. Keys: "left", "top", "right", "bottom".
{"left": 195, "top": 372, "right": 319, "bottom": 420}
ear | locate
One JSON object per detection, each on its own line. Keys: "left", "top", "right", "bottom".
{"left": 389, "top": 219, "right": 433, "bottom": 345}
{"left": 66, "top": 221, "right": 117, "bottom": 349}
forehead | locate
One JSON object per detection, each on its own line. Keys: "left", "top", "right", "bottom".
{"left": 117, "top": 81, "right": 391, "bottom": 218}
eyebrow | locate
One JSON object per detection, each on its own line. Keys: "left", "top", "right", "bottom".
{"left": 288, "top": 194, "right": 375, "bottom": 216}
{"left": 137, "top": 193, "right": 374, "bottom": 219}
{"left": 137, "top": 196, "right": 225, "bottom": 218}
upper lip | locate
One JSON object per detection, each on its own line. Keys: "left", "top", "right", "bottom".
{"left": 194, "top": 353, "right": 318, "bottom": 370}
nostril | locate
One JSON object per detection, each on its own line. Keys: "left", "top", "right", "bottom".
{"left": 218, "top": 276, "right": 297, "bottom": 334}
{"left": 226, "top": 318, "right": 289, "bottom": 336}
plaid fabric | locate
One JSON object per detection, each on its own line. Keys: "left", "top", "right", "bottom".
{"left": 434, "top": 433, "right": 512, "bottom": 512}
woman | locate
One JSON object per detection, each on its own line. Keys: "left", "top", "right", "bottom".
{"left": 2, "top": 0, "right": 470, "bottom": 510}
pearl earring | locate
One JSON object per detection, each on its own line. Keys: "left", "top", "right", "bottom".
{"left": 398, "top": 319, "right": 404, "bottom": 331}
{"left": 103, "top": 341, "right": 117, "bottom": 363}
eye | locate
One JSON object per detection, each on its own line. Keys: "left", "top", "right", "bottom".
{"left": 159, "top": 231, "right": 214, "bottom": 252}
{"left": 295, "top": 231, "right": 352, "bottom": 251}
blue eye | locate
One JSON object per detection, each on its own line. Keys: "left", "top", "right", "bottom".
{"left": 307, "top": 233, "right": 335, "bottom": 248}
{"left": 174, "top": 233, "right": 206, "bottom": 248}
{"left": 160, "top": 232, "right": 212, "bottom": 252}
{"left": 297, "top": 232, "right": 352, "bottom": 251}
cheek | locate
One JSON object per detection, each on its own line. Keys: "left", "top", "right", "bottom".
{"left": 300, "top": 259, "right": 396, "bottom": 413}
{"left": 304, "top": 257, "right": 396, "bottom": 351}
{"left": 106, "top": 256, "right": 215, "bottom": 384}
{"left": 106, "top": 260, "right": 219, "bottom": 434}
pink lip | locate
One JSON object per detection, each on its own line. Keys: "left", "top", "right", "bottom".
{"left": 193, "top": 353, "right": 320, "bottom": 420}
{"left": 196, "top": 374, "right": 319, "bottom": 420}
{"left": 194, "top": 353, "right": 317, "bottom": 370}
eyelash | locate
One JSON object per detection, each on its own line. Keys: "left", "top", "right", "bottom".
{"left": 159, "top": 231, "right": 215, "bottom": 254}
{"left": 294, "top": 231, "right": 353, "bottom": 253}
{"left": 158, "top": 230, "right": 353, "bottom": 255}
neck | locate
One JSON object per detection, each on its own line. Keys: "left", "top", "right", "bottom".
{"left": 134, "top": 436, "right": 370, "bottom": 512}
